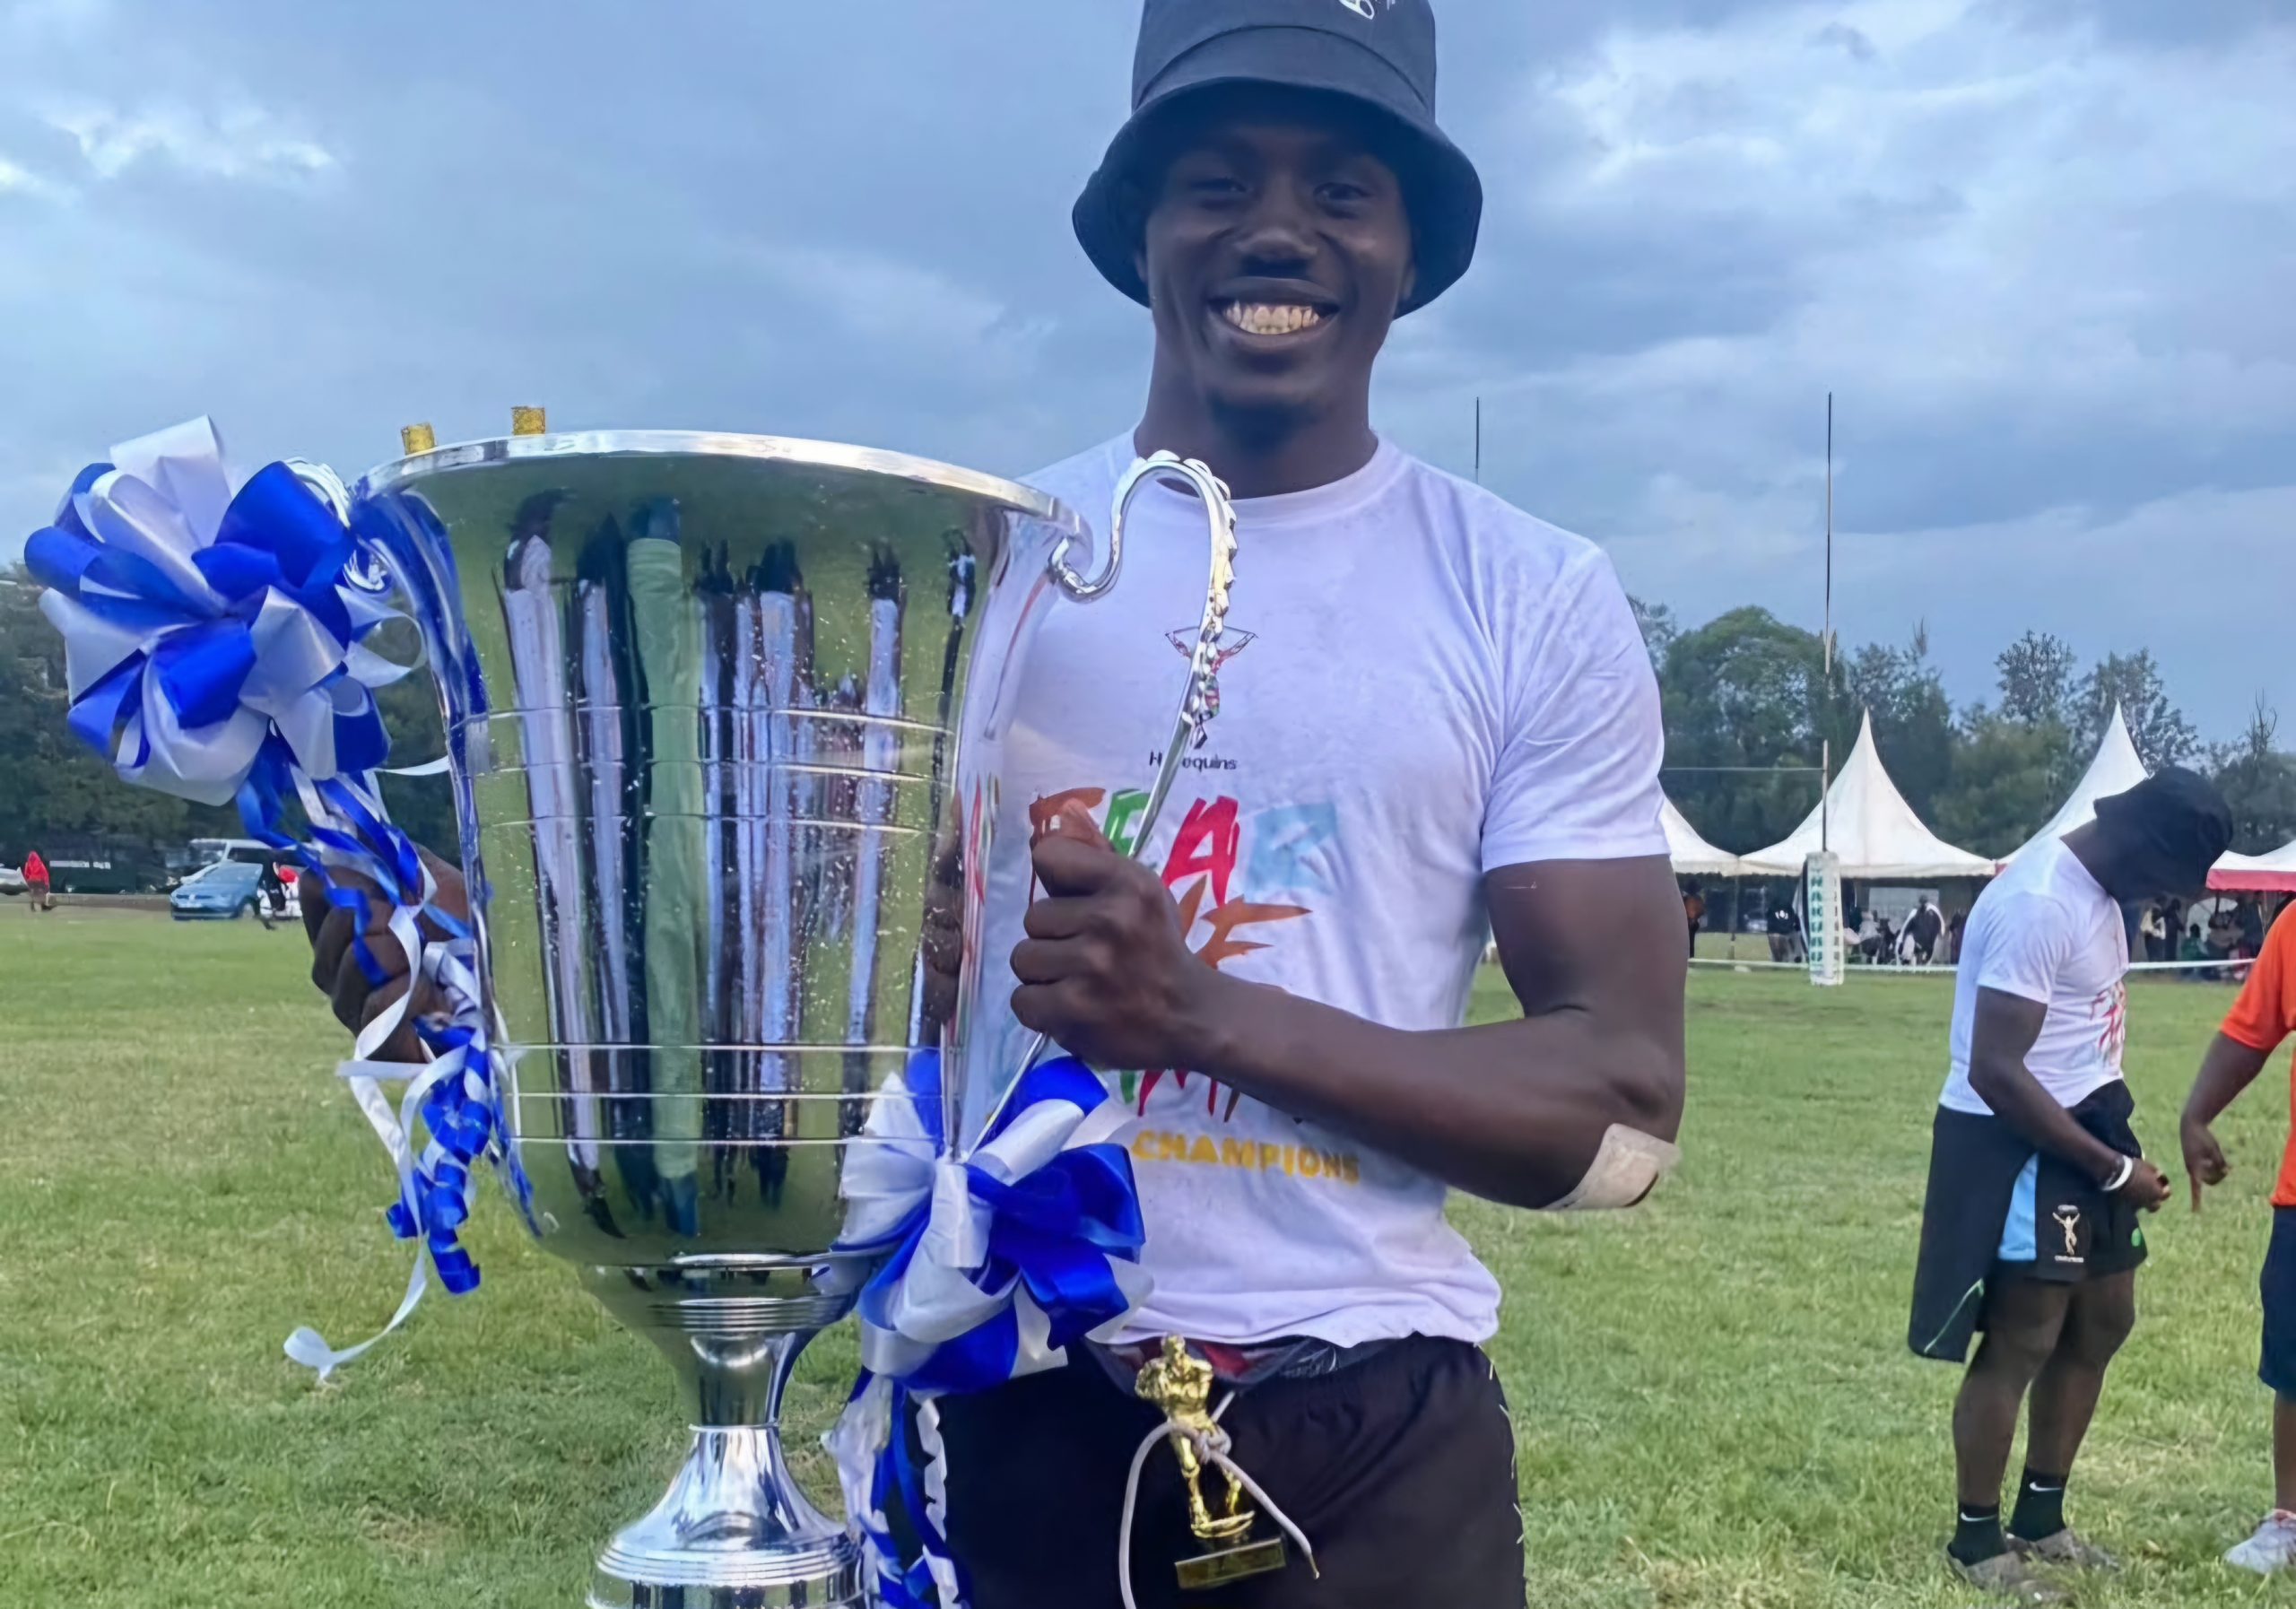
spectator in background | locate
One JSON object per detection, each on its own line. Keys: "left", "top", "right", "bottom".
{"left": 23, "top": 848, "right": 52, "bottom": 914}
{"left": 2184, "top": 923, "right": 2212, "bottom": 980}
{"left": 1948, "top": 909, "right": 1968, "bottom": 967}
{"left": 1770, "top": 899, "right": 1805, "bottom": 964}
{"left": 1910, "top": 768, "right": 2229, "bottom": 1599}
{"left": 2243, "top": 899, "right": 2269, "bottom": 961}
{"left": 1683, "top": 883, "right": 1706, "bottom": 958}
{"left": 2142, "top": 902, "right": 2168, "bottom": 966}
{"left": 257, "top": 861, "right": 287, "bottom": 931}
{"left": 1909, "top": 898, "right": 1945, "bottom": 967}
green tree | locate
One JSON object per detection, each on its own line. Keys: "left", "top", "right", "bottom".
{"left": 1629, "top": 595, "right": 1677, "bottom": 670}
{"left": 0, "top": 576, "right": 240, "bottom": 860}
{"left": 1932, "top": 709, "right": 2071, "bottom": 859}
{"left": 2209, "top": 697, "right": 2296, "bottom": 855}
{"left": 2079, "top": 649, "right": 2197, "bottom": 770}
{"left": 0, "top": 570, "right": 451, "bottom": 860}
{"left": 1656, "top": 607, "right": 1851, "bottom": 851}
{"left": 1845, "top": 622, "right": 1955, "bottom": 819}
{"left": 1996, "top": 631, "right": 2079, "bottom": 731}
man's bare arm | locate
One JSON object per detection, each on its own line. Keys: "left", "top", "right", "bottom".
{"left": 1966, "top": 987, "right": 2169, "bottom": 1205}
{"left": 1013, "top": 826, "right": 1685, "bottom": 1210}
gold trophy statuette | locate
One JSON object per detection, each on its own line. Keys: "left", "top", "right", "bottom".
{"left": 1135, "top": 1336, "right": 1290, "bottom": 1590}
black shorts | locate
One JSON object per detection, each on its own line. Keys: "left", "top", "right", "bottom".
{"left": 1992, "top": 1147, "right": 2148, "bottom": 1283}
{"left": 929, "top": 1335, "right": 1527, "bottom": 1609}
{"left": 2260, "top": 1208, "right": 2296, "bottom": 1397}
{"left": 1909, "top": 1083, "right": 2147, "bottom": 1361}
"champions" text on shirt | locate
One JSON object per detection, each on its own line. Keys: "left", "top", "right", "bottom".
{"left": 1128, "top": 1130, "right": 1362, "bottom": 1185}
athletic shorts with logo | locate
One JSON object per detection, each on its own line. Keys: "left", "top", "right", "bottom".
{"left": 1909, "top": 1082, "right": 2146, "bottom": 1362}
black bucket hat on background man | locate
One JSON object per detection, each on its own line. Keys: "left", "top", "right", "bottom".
{"left": 2092, "top": 766, "right": 2235, "bottom": 882}
{"left": 1073, "top": 0, "right": 1483, "bottom": 316}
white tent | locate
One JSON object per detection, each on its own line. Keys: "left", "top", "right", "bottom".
{"left": 1741, "top": 711, "right": 1996, "bottom": 881}
{"left": 2212, "top": 839, "right": 2296, "bottom": 894}
{"left": 1662, "top": 796, "right": 1744, "bottom": 878}
{"left": 2003, "top": 705, "right": 2147, "bottom": 866}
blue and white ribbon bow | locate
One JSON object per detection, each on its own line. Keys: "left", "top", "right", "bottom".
{"left": 22, "top": 416, "right": 506, "bottom": 1378}
{"left": 824, "top": 1049, "right": 1149, "bottom": 1608}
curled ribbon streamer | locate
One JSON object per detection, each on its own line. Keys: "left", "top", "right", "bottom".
{"left": 824, "top": 1049, "right": 1149, "bottom": 1608}
{"left": 21, "top": 416, "right": 506, "bottom": 1379}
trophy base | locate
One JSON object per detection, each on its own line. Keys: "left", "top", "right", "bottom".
{"left": 574, "top": 1270, "right": 871, "bottom": 1609}
{"left": 585, "top": 1426, "right": 864, "bottom": 1609}
{"left": 1174, "top": 1535, "right": 1289, "bottom": 1592}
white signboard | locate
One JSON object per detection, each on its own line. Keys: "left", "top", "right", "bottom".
{"left": 1805, "top": 851, "right": 1846, "bottom": 987}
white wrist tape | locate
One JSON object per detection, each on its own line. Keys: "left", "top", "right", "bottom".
{"left": 1543, "top": 1125, "right": 1682, "bottom": 1213}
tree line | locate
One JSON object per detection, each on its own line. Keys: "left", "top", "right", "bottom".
{"left": 1637, "top": 600, "right": 2296, "bottom": 860}
{"left": 0, "top": 578, "right": 454, "bottom": 865}
{"left": 4, "top": 568, "right": 2291, "bottom": 868}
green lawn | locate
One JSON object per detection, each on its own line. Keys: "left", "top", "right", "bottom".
{"left": 2, "top": 902, "right": 2288, "bottom": 1606}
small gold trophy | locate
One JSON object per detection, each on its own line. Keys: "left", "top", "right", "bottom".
{"left": 1135, "top": 1336, "right": 1291, "bottom": 1591}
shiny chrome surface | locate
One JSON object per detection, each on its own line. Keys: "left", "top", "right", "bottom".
{"left": 353, "top": 432, "right": 1083, "bottom": 1607}
{"left": 993, "top": 451, "right": 1242, "bottom": 1139}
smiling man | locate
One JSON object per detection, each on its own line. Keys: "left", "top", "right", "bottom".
{"left": 934, "top": 3, "right": 1689, "bottom": 1605}
{"left": 295, "top": 3, "right": 1684, "bottom": 1603}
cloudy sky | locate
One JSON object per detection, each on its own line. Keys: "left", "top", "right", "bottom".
{"left": 3, "top": 0, "right": 2290, "bottom": 737}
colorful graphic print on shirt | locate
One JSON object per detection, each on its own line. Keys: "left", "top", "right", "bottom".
{"left": 1028, "top": 780, "right": 1336, "bottom": 1128}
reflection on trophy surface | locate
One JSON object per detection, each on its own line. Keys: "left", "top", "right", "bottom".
{"left": 356, "top": 430, "right": 1083, "bottom": 1608}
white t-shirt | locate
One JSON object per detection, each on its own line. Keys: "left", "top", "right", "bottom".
{"left": 1938, "top": 838, "right": 2129, "bottom": 1117}
{"left": 954, "top": 435, "right": 1668, "bottom": 1348}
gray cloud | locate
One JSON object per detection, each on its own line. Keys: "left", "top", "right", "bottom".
{"left": 2, "top": 0, "right": 2291, "bottom": 738}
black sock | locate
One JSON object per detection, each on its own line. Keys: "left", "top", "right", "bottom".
{"left": 2010, "top": 1469, "right": 2067, "bottom": 1541}
{"left": 1952, "top": 1502, "right": 2007, "bottom": 1565}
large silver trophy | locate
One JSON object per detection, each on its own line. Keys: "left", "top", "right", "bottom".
{"left": 353, "top": 426, "right": 1236, "bottom": 1608}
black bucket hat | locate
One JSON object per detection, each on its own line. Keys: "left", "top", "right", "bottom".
{"left": 2093, "top": 766, "right": 2235, "bottom": 883}
{"left": 1073, "top": 0, "right": 1483, "bottom": 317}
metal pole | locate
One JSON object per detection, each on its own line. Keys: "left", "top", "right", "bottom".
{"left": 1822, "top": 392, "right": 1834, "bottom": 854}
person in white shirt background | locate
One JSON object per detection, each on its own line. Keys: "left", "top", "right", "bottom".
{"left": 1909, "top": 768, "right": 2233, "bottom": 1603}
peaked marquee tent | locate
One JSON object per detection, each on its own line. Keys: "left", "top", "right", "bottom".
{"left": 2211, "top": 840, "right": 2296, "bottom": 894}
{"left": 2004, "top": 705, "right": 2147, "bottom": 867}
{"left": 1741, "top": 711, "right": 1996, "bottom": 881}
{"left": 1662, "top": 796, "right": 1744, "bottom": 878}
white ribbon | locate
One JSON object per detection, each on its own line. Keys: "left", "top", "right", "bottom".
{"left": 835, "top": 1071, "right": 1144, "bottom": 1383}
{"left": 824, "top": 1064, "right": 1150, "bottom": 1609}
{"left": 27, "top": 414, "right": 500, "bottom": 1379}
{"left": 36, "top": 417, "right": 410, "bottom": 806}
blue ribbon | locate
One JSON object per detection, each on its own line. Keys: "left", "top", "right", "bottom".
{"left": 827, "top": 1049, "right": 1148, "bottom": 1608}
{"left": 22, "top": 418, "right": 505, "bottom": 1369}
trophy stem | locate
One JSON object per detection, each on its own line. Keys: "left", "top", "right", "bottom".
{"left": 585, "top": 1268, "right": 864, "bottom": 1609}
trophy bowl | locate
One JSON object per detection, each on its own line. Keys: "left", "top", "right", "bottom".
{"left": 353, "top": 431, "right": 1089, "bottom": 1608}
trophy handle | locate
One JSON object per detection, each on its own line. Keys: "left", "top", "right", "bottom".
{"left": 972, "top": 451, "right": 1239, "bottom": 1151}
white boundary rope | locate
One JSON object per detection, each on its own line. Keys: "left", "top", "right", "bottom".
{"left": 1690, "top": 959, "right": 2240, "bottom": 973}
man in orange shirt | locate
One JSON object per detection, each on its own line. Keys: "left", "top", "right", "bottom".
{"left": 2183, "top": 905, "right": 2296, "bottom": 1572}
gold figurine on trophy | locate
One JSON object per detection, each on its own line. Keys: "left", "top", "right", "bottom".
{"left": 1135, "top": 1335, "right": 1290, "bottom": 1590}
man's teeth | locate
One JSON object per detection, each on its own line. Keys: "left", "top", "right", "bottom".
{"left": 1222, "top": 303, "right": 1326, "bottom": 335}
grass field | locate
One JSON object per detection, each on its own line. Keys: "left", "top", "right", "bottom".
{"left": 4, "top": 903, "right": 2292, "bottom": 1606}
